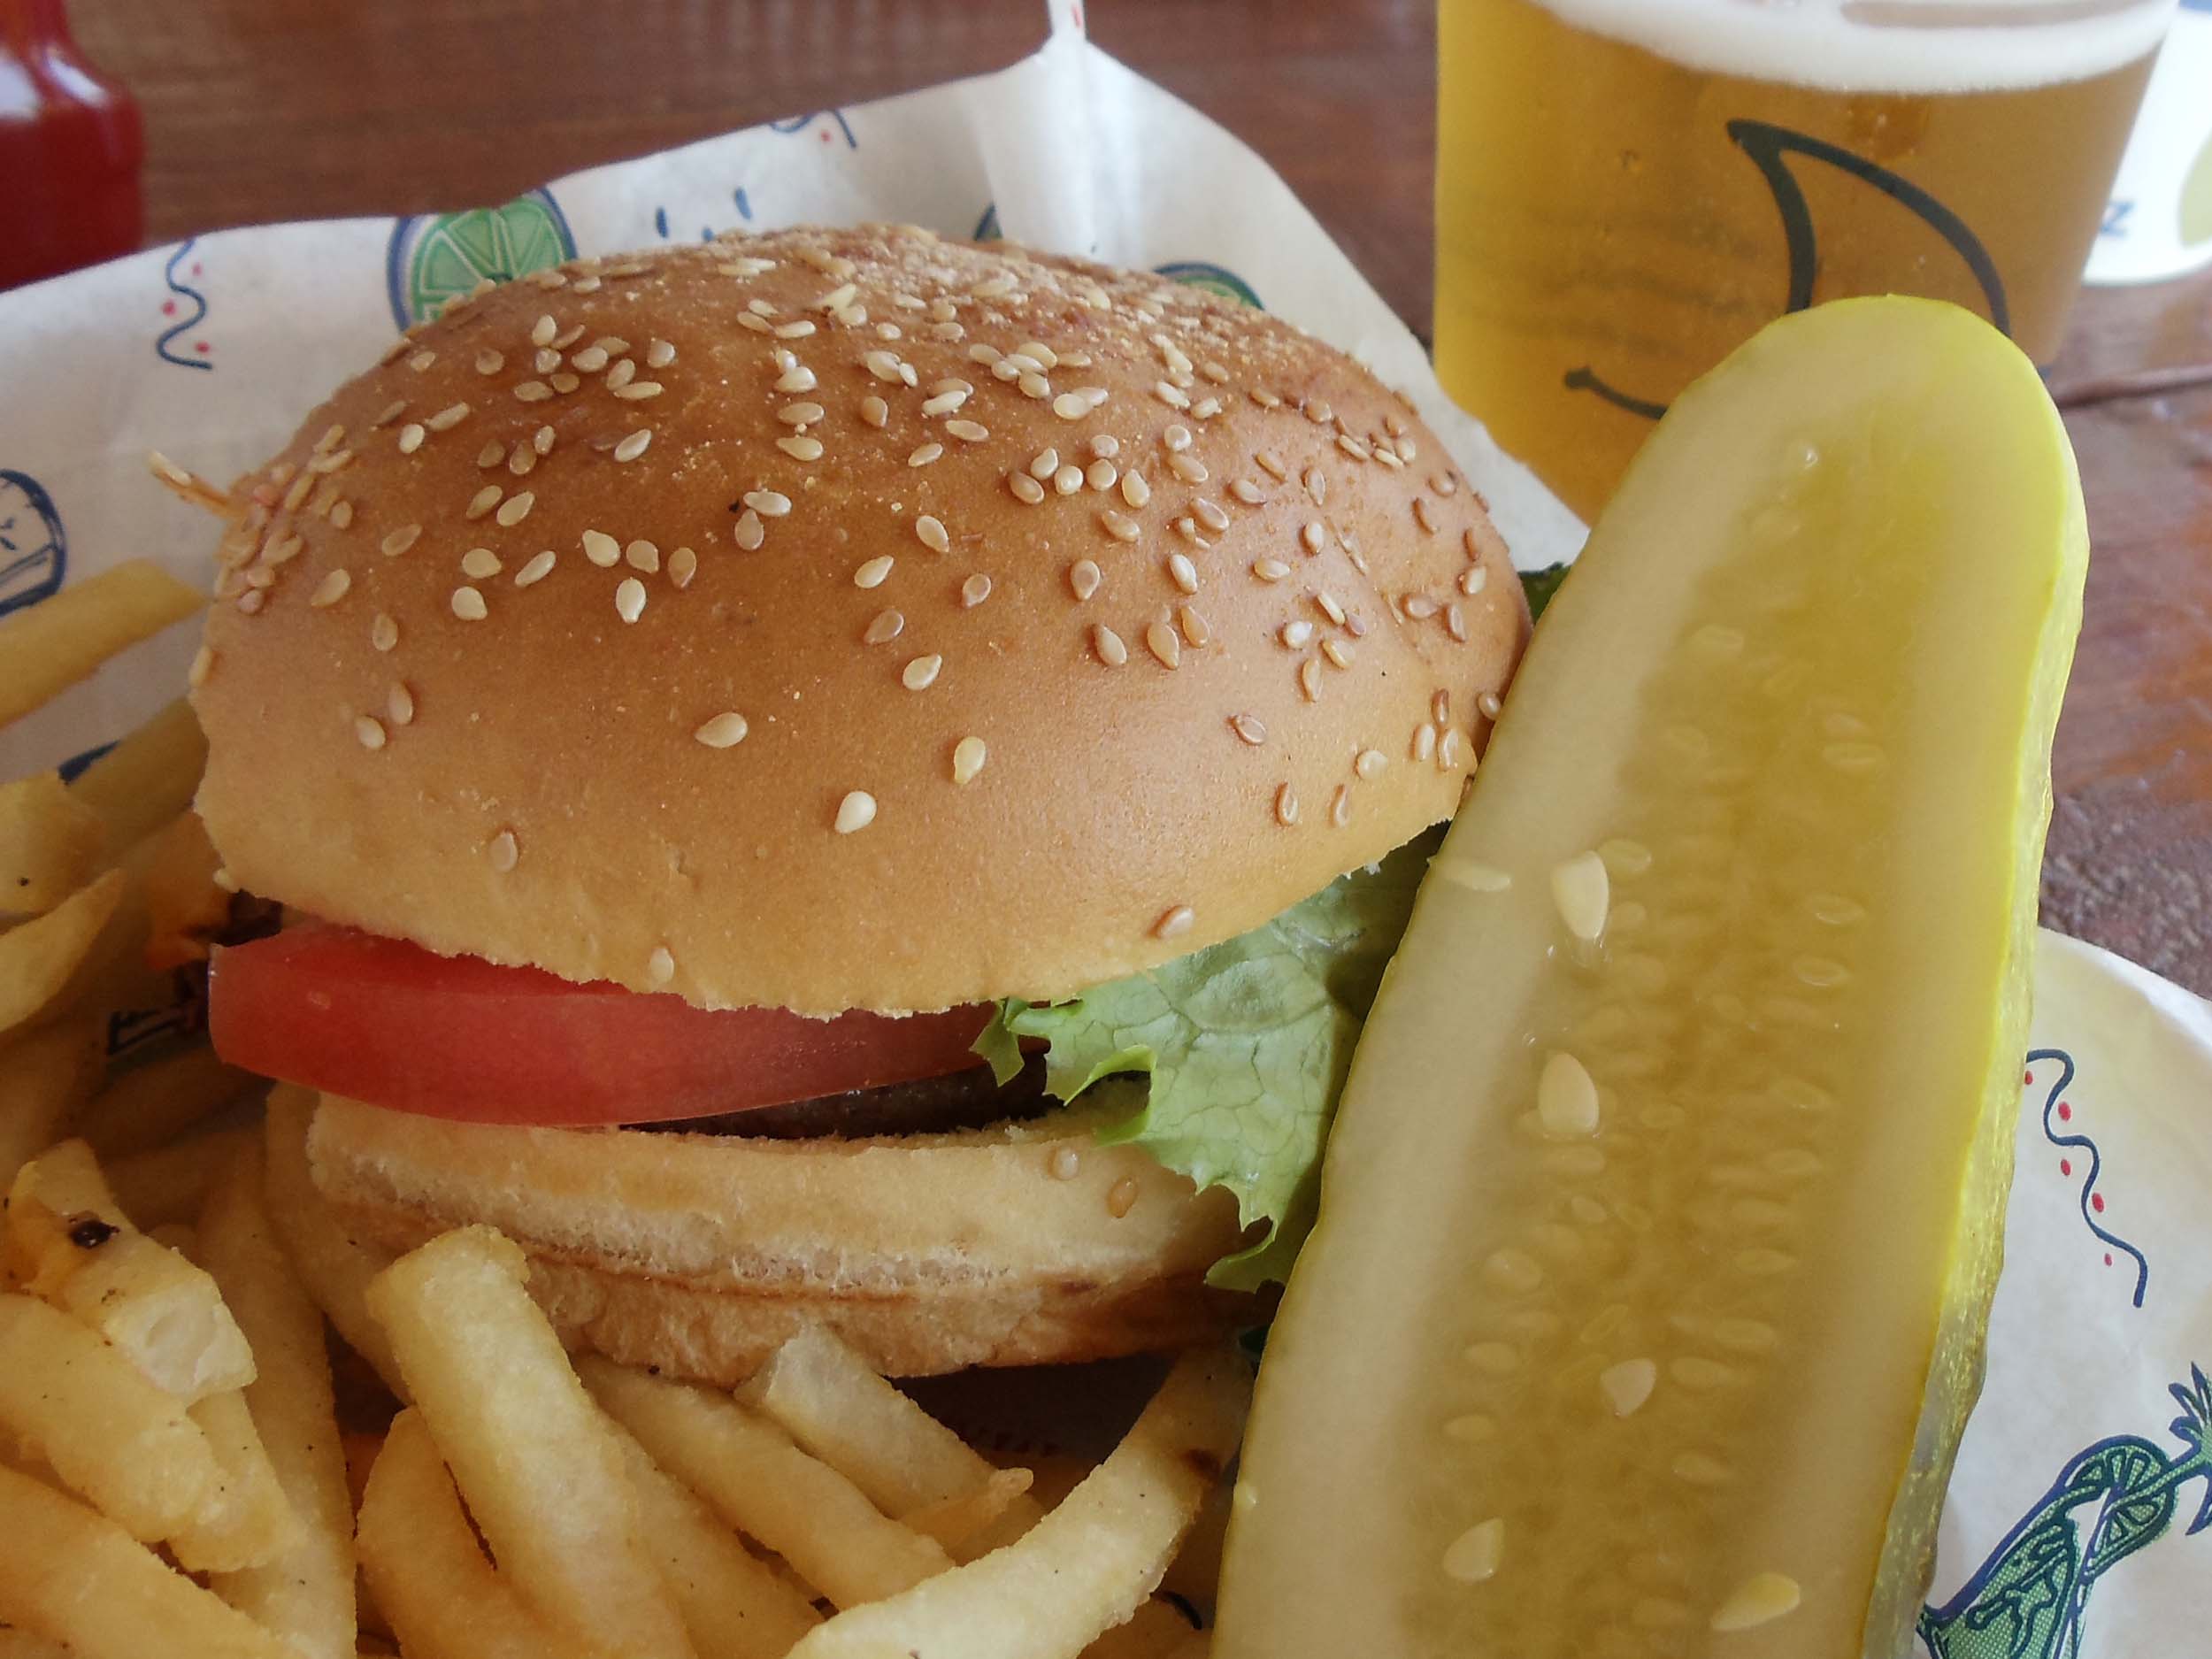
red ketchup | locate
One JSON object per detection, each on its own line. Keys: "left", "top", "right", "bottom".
{"left": 0, "top": 0, "right": 142, "bottom": 291}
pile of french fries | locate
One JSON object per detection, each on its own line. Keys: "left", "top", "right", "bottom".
{"left": 0, "top": 559, "right": 1248, "bottom": 1659}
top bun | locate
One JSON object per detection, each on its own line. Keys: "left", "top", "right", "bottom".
{"left": 191, "top": 226, "right": 1526, "bottom": 1014}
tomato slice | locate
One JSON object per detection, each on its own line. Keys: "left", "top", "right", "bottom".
{"left": 209, "top": 923, "right": 995, "bottom": 1126}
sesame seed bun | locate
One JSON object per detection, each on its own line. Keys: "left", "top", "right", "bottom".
{"left": 306, "top": 1085, "right": 1254, "bottom": 1380}
{"left": 190, "top": 225, "right": 1527, "bottom": 1016}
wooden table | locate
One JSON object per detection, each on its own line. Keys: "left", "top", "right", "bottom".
{"left": 73, "top": 0, "right": 2212, "bottom": 991}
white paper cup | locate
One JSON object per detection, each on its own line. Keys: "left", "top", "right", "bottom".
{"left": 2087, "top": 2, "right": 2212, "bottom": 284}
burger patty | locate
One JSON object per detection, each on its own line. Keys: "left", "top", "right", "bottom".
{"left": 634, "top": 1053, "right": 1054, "bottom": 1141}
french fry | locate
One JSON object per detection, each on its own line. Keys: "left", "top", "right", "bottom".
{"left": 76, "top": 1046, "right": 261, "bottom": 1161}
{"left": 0, "top": 1462, "right": 296, "bottom": 1659}
{"left": 139, "top": 811, "right": 228, "bottom": 971}
{"left": 362, "top": 1228, "right": 693, "bottom": 1659}
{"left": 102, "top": 1126, "right": 254, "bottom": 1229}
{"left": 740, "top": 1325, "right": 1044, "bottom": 1534}
{"left": 0, "top": 772, "right": 104, "bottom": 916}
{"left": 168, "top": 1386, "right": 300, "bottom": 1574}
{"left": 68, "top": 698, "right": 208, "bottom": 863}
{"left": 0, "top": 1015, "right": 103, "bottom": 1191}
{"left": 357, "top": 1410, "right": 570, "bottom": 1659}
{"left": 901, "top": 1466, "right": 1038, "bottom": 1558}
{"left": 261, "top": 1087, "right": 404, "bottom": 1397}
{"left": 0, "top": 1293, "right": 221, "bottom": 1540}
{"left": 781, "top": 1346, "right": 1249, "bottom": 1659}
{"left": 0, "top": 869, "right": 124, "bottom": 1037}
{"left": 581, "top": 1355, "right": 953, "bottom": 1610}
{"left": 198, "top": 1139, "right": 357, "bottom": 1659}
{"left": 1080, "top": 1599, "right": 1206, "bottom": 1659}
{"left": 611, "top": 1419, "right": 826, "bottom": 1659}
{"left": 0, "top": 561, "right": 204, "bottom": 730}
{"left": 5, "top": 1139, "right": 254, "bottom": 1402}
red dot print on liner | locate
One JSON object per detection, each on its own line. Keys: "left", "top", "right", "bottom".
{"left": 2058, "top": 1101, "right": 2072, "bottom": 1122}
{"left": 2092, "top": 1193, "right": 2106, "bottom": 1214}
{"left": 2060, "top": 1159, "right": 2072, "bottom": 1177}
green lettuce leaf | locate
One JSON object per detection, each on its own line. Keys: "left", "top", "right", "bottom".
{"left": 1522, "top": 561, "right": 1571, "bottom": 623}
{"left": 973, "top": 831, "right": 1438, "bottom": 1290}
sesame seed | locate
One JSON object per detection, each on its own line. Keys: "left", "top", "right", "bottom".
{"left": 951, "top": 735, "right": 987, "bottom": 786}
{"left": 1254, "top": 449, "right": 1287, "bottom": 480}
{"left": 1479, "top": 691, "right": 1503, "bottom": 719}
{"left": 495, "top": 491, "right": 535, "bottom": 526}
{"left": 313, "top": 425, "right": 346, "bottom": 456}
{"left": 1304, "top": 467, "right": 1327, "bottom": 505}
{"left": 855, "top": 556, "right": 894, "bottom": 588}
{"left": 398, "top": 423, "right": 426, "bottom": 454}
{"left": 695, "top": 712, "right": 749, "bottom": 748}
{"left": 1356, "top": 748, "right": 1387, "bottom": 780}
{"left": 1029, "top": 449, "right": 1061, "bottom": 480}
{"left": 860, "top": 609, "right": 906, "bottom": 647}
{"left": 579, "top": 530, "right": 620, "bottom": 568}
{"left": 1539, "top": 1050, "right": 1600, "bottom": 1136}
{"left": 1054, "top": 464, "right": 1084, "bottom": 495}
{"left": 370, "top": 399, "right": 407, "bottom": 429}
{"left": 477, "top": 441, "right": 505, "bottom": 468}
{"left": 1337, "top": 434, "right": 1371, "bottom": 461}
{"left": 1084, "top": 460, "right": 1116, "bottom": 493}
{"left": 626, "top": 540, "right": 660, "bottom": 572}
{"left": 902, "top": 654, "right": 943, "bottom": 690}
{"left": 330, "top": 501, "right": 355, "bottom": 529}
{"left": 309, "top": 568, "right": 352, "bottom": 608}
{"left": 1168, "top": 552, "right": 1199, "bottom": 594}
{"left": 1231, "top": 479, "right": 1267, "bottom": 507}
{"left": 461, "top": 547, "right": 503, "bottom": 579}
{"left": 864, "top": 349, "right": 904, "bottom": 383}
{"left": 1286, "top": 623, "right": 1319, "bottom": 650}
{"left": 426, "top": 402, "right": 471, "bottom": 433}
{"left": 1231, "top": 712, "right": 1266, "bottom": 746}
{"left": 1101, "top": 511, "right": 1141, "bottom": 543}
{"left": 613, "top": 381, "right": 663, "bottom": 402}
{"left": 733, "top": 510, "right": 765, "bottom": 551}
{"left": 1092, "top": 624, "right": 1128, "bottom": 666}
{"left": 743, "top": 490, "right": 791, "bottom": 518}
{"left": 534, "top": 426, "right": 555, "bottom": 455}
{"left": 647, "top": 946, "right": 676, "bottom": 985}
{"left": 265, "top": 533, "right": 305, "bottom": 565}
{"left": 1413, "top": 496, "right": 1440, "bottom": 534}
{"left": 388, "top": 682, "right": 416, "bottom": 726}
{"left": 1192, "top": 397, "right": 1222, "bottom": 420}
{"left": 1121, "top": 471, "right": 1151, "bottom": 509}
{"left": 916, "top": 515, "right": 951, "bottom": 555}
{"left": 1051, "top": 393, "right": 1091, "bottom": 420}
{"left": 1194, "top": 499, "right": 1229, "bottom": 534}
{"left": 1300, "top": 657, "right": 1323, "bottom": 702}
{"left": 1447, "top": 603, "right": 1470, "bottom": 641}
{"left": 776, "top": 434, "right": 824, "bottom": 462}
{"left": 1163, "top": 425, "right": 1193, "bottom": 452}
{"left": 1153, "top": 905, "right": 1194, "bottom": 940}
{"left": 909, "top": 442, "right": 944, "bottom": 467}
{"left": 513, "top": 381, "right": 552, "bottom": 403}
{"left": 615, "top": 578, "right": 646, "bottom": 623}
{"left": 1307, "top": 400, "right": 1334, "bottom": 425}
{"left": 1146, "top": 620, "right": 1181, "bottom": 668}
{"left": 530, "top": 314, "right": 557, "bottom": 347}
{"left": 408, "top": 349, "right": 437, "bottom": 373}
{"left": 1460, "top": 565, "right": 1489, "bottom": 596}
{"left": 773, "top": 320, "right": 817, "bottom": 340}
{"left": 945, "top": 419, "right": 989, "bottom": 443}
{"left": 1179, "top": 605, "right": 1210, "bottom": 648}
{"left": 452, "top": 586, "right": 488, "bottom": 620}
{"left": 380, "top": 524, "right": 422, "bottom": 558}
{"left": 1253, "top": 558, "right": 1289, "bottom": 581}
{"left": 1322, "top": 639, "right": 1354, "bottom": 670}
{"left": 1441, "top": 1519, "right": 1504, "bottom": 1586}
{"left": 776, "top": 364, "right": 818, "bottom": 394}
{"left": 1330, "top": 785, "right": 1352, "bottom": 828}
{"left": 372, "top": 612, "right": 399, "bottom": 651}
{"left": 834, "top": 791, "right": 877, "bottom": 833}
{"left": 236, "top": 590, "right": 265, "bottom": 614}
{"left": 572, "top": 345, "right": 610, "bottom": 373}
{"left": 1010, "top": 472, "right": 1046, "bottom": 505}
{"left": 815, "top": 282, "right": 857, "bottom": 312}
{"left": 1440, "top": 727, "right": 1466, "bottom": 769}
{"left": 613, "top": 430, "right": 652, "bottom": 463}
{"left": 968, "top": 343, "right": 1002, "bottom": 365}
{"left": 1090, "top": 434, "right": 1120, "bottom": 459}
{"left": 1018, "top": 372, "right": 1050, "bottom": 399}
{"left": 515, "top": 550, "right": 557, "bottom": 588}
{"left": 1018, "top": 339, "right": 1058, "bottom": 369}
{"left": 354, "top": 714, "right": 387, "bottom": 750}
{"left": 465, "top": 484, "right": 503, "bottom": 520}
{"left": 1275, "top": 783, "right": 1299, "bottom": 826}
{"left": 1403, "top": 593, "right": 1440, "bottom": 620}
{"left": 737, "top": 314, "right": 772, "bottom": 334}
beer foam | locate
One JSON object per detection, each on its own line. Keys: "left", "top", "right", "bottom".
{"left": 1531, "top": 0, "right": 2173, "bottom": 92}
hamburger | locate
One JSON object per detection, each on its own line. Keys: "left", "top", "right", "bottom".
{"left": 190, "top": 224, "right": 1528, "bottom": 1381}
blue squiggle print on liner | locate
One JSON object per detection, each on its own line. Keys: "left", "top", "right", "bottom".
{"left": 156, "top": 239, "right": 213, "bottom": 372}
{"left": 2031, "top": 1046, "right": 2150, "bottom": 1309}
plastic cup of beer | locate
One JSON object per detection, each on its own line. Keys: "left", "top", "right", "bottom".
{"left": 1435, "top": 0, "right": 2177, "bottom": 522}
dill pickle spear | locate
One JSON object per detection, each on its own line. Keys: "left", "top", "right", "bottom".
{"left": 1214, "top": 298, "right": 2087, "bottom": 1659}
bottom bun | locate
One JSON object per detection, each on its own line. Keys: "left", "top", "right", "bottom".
{"left": 307, "top": 1087, "right": 1257, "bottom": 1380}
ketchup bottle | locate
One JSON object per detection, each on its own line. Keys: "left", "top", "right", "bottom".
{"left": 0, "top": 0, "right": 142, "bottom": 291}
